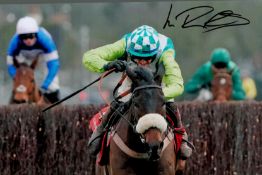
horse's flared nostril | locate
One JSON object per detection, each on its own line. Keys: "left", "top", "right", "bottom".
{"left": 13, "top": 99, "right": 28, "bottom": 104}
{"left": 147, "top": 142, "right": 162, "bottom": 161}
{"left": 148, "top": 149, "right": 160, "bottom": 161}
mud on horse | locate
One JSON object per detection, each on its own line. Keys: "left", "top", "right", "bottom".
{"left": 10, "top": 58, "right": 49, "bottom": 105}
{"left": 96, "top": 63, "right": 180, "bottom": 175}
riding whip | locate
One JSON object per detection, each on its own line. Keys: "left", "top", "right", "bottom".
{"left": 42, "top": 69, "right": 115, "bottom": 112}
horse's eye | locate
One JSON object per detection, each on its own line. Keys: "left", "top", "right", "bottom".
{"left": 31, "top": 79, "right": 34, "bottom": 83}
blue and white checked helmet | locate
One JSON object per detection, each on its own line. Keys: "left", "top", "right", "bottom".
{"left": 127, "top": 25, "right": 160, "bottom": 57}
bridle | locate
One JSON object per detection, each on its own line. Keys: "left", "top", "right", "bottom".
{"left": 110, "top": 83, "right": 173, "bottom": 160}
{"left": 132, "top": 84, "right": 162, "bottom": 94}
{"left": 110, "top": 84, "right": 171, "bottom": 159}
{"left": 110, "top": 84, "right": 163, "bottom": 131}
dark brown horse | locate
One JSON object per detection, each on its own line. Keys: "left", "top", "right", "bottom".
{"left": 97, "top": 63, "right": 176, "bottom": 175}
{"left": 211, "top": 66, "right": 232, "bottom": 102}
{"left": 10, "top": 58, "right": 49, "bottom": 105}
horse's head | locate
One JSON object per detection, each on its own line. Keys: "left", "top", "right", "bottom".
{"left": 126, "top": 62, "right": 167, "bottom": 161}
{"left": 211, "top": 66, "right": 232, "bottom": 102}
{"left": 12, "top": 58, "right": 39, "bottom": 104}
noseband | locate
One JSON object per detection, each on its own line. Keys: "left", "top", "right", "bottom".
{"left": 132, "top": 85, "right": 162, "bottom": 94}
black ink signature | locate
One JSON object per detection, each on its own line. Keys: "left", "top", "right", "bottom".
{"left": 163, "top": 4, "right": 250, "bottom": 32}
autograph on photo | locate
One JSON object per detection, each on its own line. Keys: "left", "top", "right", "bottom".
{"left": 163, "top": 3, "right": 250, "bottom": 32}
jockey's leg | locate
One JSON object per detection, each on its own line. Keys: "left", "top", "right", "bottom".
{"left": 88, "top": 101, "right": 126, "bottom": 156}
{"left": 44, "top": 90, "right": 60, "bottom": 103}
{"left": 166, "top": 102, "right": 193, "bottom": 160}
{"left": 43, "top": 75, "right": 60, "bottom": 103}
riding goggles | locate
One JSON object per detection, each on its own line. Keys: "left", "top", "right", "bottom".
{"left": 130, "top": 54, "right": 157, "bottom": 65}
{"left": 19, "top": 33, "right": 37, "bottom": 40}
{"left": 213, "top": 62, "right": 228, "bottom": 69}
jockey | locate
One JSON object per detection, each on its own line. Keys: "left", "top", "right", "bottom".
{"left": 185, "top": 48, "right": 246, "bottom": 101}
{"left": 241, "top": 70, "right": 257, "bottom": 100}
{"left": 7, "top": 16, "right": 60, "bottom": 103}
{"left": 83, "top": 25, "right": 193, "bottom": 163}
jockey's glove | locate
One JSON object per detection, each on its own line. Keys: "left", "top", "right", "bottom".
{"left": 40, "top": 85, "right": 48, "bottom": 93}
{"left": 103, "top": 60, "right": 127, "bottom": 72}
{"left": 41, "top": 85, "right": 47, "bottom": 90}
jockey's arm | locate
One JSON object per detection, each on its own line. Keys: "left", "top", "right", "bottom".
{"left": 230, "top": 63, "right": 246, "bottom": 100}
{"left": 185, "top": 62, "right": 210, "bottom": 93}
{"left": 7, "top": 56, "right": 16, "bottom": 79}
{"left": 6, "top": 34, "right": 20, "bottom": 78}
{"left": 42, "top": 58, "right": 60, "bottom": 90}
{"left": 39, "top": 29, "right": 60, "bottom": 90}
{"left": 160, "top": 49, "right": 184, "bottom": 101}
{"left": 82, "top": 39, "right": 126, "bottom": 73}
{"left": 243, "top": 78, "right": 257, "bottom": 99}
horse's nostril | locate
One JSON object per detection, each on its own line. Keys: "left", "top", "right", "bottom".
{"left": 14, "top": 99, "right": 27, "bottom": 104}
{"left": 147, "top": 142, "right": 162, "bottom": 161}
{"left": 160, "top": 141, "right": 164, "bottom": 149}
{"left": 148, "top": 149, "right": 160, "bottom": 161}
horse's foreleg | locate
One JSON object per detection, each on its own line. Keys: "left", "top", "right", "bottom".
{"left": 96, "top": 165, "right": 108, "bottom": 175}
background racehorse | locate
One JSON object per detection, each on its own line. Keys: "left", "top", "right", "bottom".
{"left": 10, "top": 58, "right": 49, "bottom": 105}
{"left": 195, "top": 66, "right": 232, "bottom": 102}
{"left": 211, "top": 66, "right": 232, "bottom": 102}
{"left": 97, "top": 63, "right": 177, "bottom": 175}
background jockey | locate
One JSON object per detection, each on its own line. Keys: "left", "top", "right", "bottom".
{"left": 185, "top": 48, "right": 246, "bottom": 101}
{"left": 7, "top": 16, "right": 60, "bottom": 103}
{"left": 83, "top": 25, "right": 193, "bottom": 169}
{"left": 241, "top": 69, "right": 257, "bottom": 100}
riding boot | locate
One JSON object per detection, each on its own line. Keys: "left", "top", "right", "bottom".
{"left": 88, "top": 101, "right": 123, "bottom": 156}
{"left": 166, "top": 102, "right": 193, "bottom": 159}
{"left": 44, "top": 90, "right": 60, "bottom": 103}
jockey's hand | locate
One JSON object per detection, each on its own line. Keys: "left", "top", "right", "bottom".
{"left": 103, "top": 60, "right": 127, "bottom": 72}
{"left": 40, "top": 84, "right": 48, "bottom": 93}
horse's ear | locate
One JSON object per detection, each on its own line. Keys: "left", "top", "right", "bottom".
{"left": 13, "top": 57, "right": 20, "bottom": 68}
{"left": 30, "top": 58, "right": 39, "bottom": 70}
{"left": 154, "top": 62, "right": 165, "bottom": 85}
